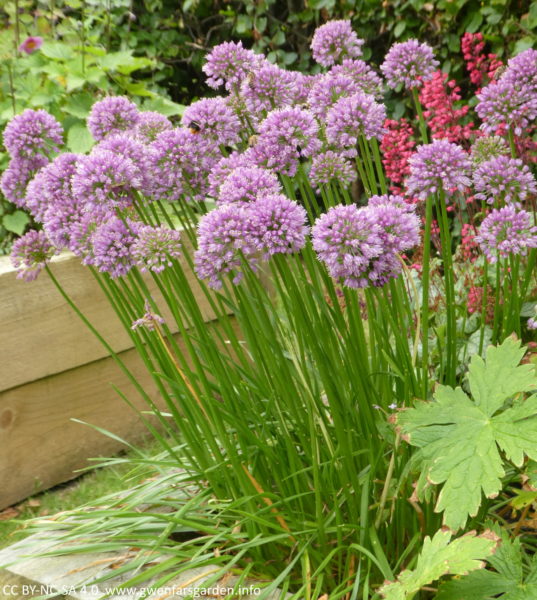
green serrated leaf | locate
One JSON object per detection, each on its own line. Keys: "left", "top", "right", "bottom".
{"left": 3, "top": 210, "right": 30, "bottom": 235}
{"left": 40, "top": 41, "right": 74, "bottom": 61}
{"left": 67, "top": 123, "right": 94, "bottom": 153}
{"left": 379, "top": 529, "right": 499, "bottom": 600}
{"left": 397, "top": 338, "right": 537, "bottom": 530}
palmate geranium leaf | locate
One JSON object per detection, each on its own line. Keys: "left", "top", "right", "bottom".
{"left": 379, "top": 529, "right": 499, "bottom": 600}
{"left": 436, "top": 533, "right": 537, "bottom": 599}
{"left": 397, "top": 337, "right": 537, "bottom": 530}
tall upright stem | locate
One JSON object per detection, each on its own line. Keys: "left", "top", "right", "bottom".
{"left": 421, "top": 196, "right": 434, "bottom": 399}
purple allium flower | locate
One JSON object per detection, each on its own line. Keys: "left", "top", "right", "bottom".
{"left": 381, "top": 39, "right": 439, "bottom": 89}
{"left": 217, "top": 166, "right": 281, "bottom": 205}
{"left": 330, "top": 59, "right": 384, "bottom": 98}
{"left": 406, "top": 140, "right": 472, "bottom": 200}
{"left": 312, "top": 204, "right": 384, "bottom": 288}
{"left": 10, "top": 230, "right": 58, "bottom": 281}
{"left": 528, "top": 317, "right": 537, "bottom": 331}
{"left": 248, "top": 193, "right": 308, "bottom": 257}
{"left": 181, "top": 97, "right": 241, "bottom": 146}
{"left": 475, "top": 206, "right": 537, "bottom": 263}
{"left": 365, "top": 195, "right": 420, "bottom": 253}
{"left": 194, "top": 203, "right": 255, "bottom": 288}
{"left": 208, "top": 150, "right": 255, "bottom": 197}
{"left": 292, "top": 72, "right": 323, "bottom": 104}
{"left": 326, "top": 92, "right": 386, "bottom": 149}
{"left": 24, "top": 169, "right": 49, "bottom": 222}
{"left": 149, "top": 128, "right": 218, "bottom": 201}
{"left": 470, "top": 135, "right": 509, "bottom": 164}
{"left": 69, "top": 210, "right": 111, "bottom": 263}
{"left": 72, "top": 149, "right": 141, "bottom": 211}
{"left": 3, "top": 109, "right": 63, "bottom": 160}
{"left": 253, "top": 107, "right": 321, "bottom": 175}
{"left": 96, "top": 133, "right": 154, "bottom": 193}
{"left": 202, "top": 41, "right": 265, "bottom": 92}
{"left": 308, "top": 73, "right": 361, "bottom": 117}
{"left": 19, "top": 36, "right": 43, "bottom": 54}
{"left": 0, "top": 157, "right": 47, "bottom": 207}
{"left": 239, "top": 63, "right": 296, "bottom": 116}
{"left": 309, "top": 151, "right": 357, "bottom": 191}
{"left": 87, "top": 96, "right": 140, "bottom": 142}
{"left": 131, "top": 300, "right": 165, "bottom": 331}
{"left": 131, "top": 225, "right": 182, "bottom": 273}
{"left": 473, "top": 155, "right": 537, "bottom": 205}
{"left": 502, "top": 48, "right": 537, "bottom": 92}
{"left": 134, "top": 111, "right": 172, "bottom": 143}
{"left": 310, "top": 20, "right": 364, "bottom": 67}
{"left": 476, "top": 79, "right": 537, "bottom": 136}
{"left": 91, "top": 216, "right": 141, "bottom": 278}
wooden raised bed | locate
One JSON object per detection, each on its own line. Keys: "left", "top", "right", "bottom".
{"left": 0, "top": 252, "right": 228, "bottom": 510}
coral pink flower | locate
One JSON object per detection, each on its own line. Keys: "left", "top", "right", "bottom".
{"left": 19, "top": 36, "right": 43, "bottom": 54}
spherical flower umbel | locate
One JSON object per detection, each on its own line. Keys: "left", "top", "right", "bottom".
{"left": 3, "top": 109, "right": 63, "bottom": 160}
{"left": 131, "top": 225, "right": 182, "bottom": 273}
{"left": 87, "top": 96, "right": 140, "bottom": 142}
{"left": 329, "top": 59, "right": 384, "bottom": 99}
{"left": 181, "top": 97, "right": 241, "bottom": 146}
{"left": 134, "top": 111, "right": 172, "bottom": 143}
{"left": 208, "top": 150, "right": 255, "bottom": 197}
{"left": 92, "top": 217, "right": 141, "bottom": 278}
{"left": 365, "top": 195, "right": 420, "bottom": 253}
{"left": 406, "top": 140, "right": 472, "bottom": 200}
{"left": 309, "top": 151, "right": 357, "bottom": 191}
{"left": 475, "top": 206, "right": 537, "bottom": 263}
{"left": 11, "top": 230, "right": 58, "bottom": 282}
{"left": 312, "top": 204, "right": 384, "bottom": 288}
{"left": 308, "top": 73, "right": 361, "bottom": 117}
{"left": 473, "top": 155, "right": 537, "bottom": 205}
{"left": 326, "top": 92, "right": 386, "bottom": 149}
{"left": 247, "top": 193, "right": 308, "bottom": 257}
{"left": 240, "top": 63, "right": 296, "bottom": 115}
{"left": 202, "top": 41, "right": 265, "bottom": 91}
{"left": 217, "top": 166, "right": 281, "bottom": 205}
{"left": 310, "top": 20, "right": 364, "bottom": 67}
{"left": 72, "top": 149, "right": 141, "bottom": 211}
{"left": 470, "top": 135, "right": 509, "bottom": 164}
{"left": 0, "top": 157, "right": 48, "bottom": 207}
{"left": 194, "top": 203, "right": 255, "bottom": 289}
{"left": 381, "top": 39, "right": 439, "bottom": 89}
{"left": 502, "top": 48, "right": 537, "bottom": 93}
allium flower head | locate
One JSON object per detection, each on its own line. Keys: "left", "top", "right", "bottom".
{"left": 194, "top": 203, "right": 255, "bottom": 288}
{"left": 208, "top": 150, "right": 255, "bottom": 197}
{"left": 503, "top": 48, "right": 537, "bottom": 92}
{"left": 11, "top": 230, "right": 58, "bottom": 281}
{"left": 132, "top": 225, "right": 182, "bottom": 273}
{"left": 202, "top": 41, "right": 265, "bottom": 91}
{"left": 365, "top": 195, "right": 420, "bottom": 253}
{"left": 134, "top": 111, "right": 172, "bottom": 143}
{"left": 473, "top": 155, "right": 537, "bottom": 205}
{"left": 96, "top": 133, "right": 154, "bottom": 192}
{"left": 476, "top": 79, "right": 537, "bottom": 135}
{"left": 240, "top": 63, "right": 296, "bottom": 115}
{"left": 149, "top": 128, "right": 218, "bottom": 201}
{"left": 131, "top": 300, "right": 165, "bottom": 331}
{"left": 19, "top": 36, "right": 43, "bottom": 54}
{"left": 217, "top": 166, "right": 281, "bottom": 206}
{"left": 182, "top": 97, "right": 241, "bottom": 145}
{"left": 3, "top": 109, "right": 63, "bottom": 160}
{"left": 470, "top": 135, "right": 509, "bottom": 164}
{"left": 68, "top": 210, "right": 111, "bottom": 263}
{"left": 381, "top": 40, "right": 439, "bottom": 89}
{"left": 253, "top": 107, "right": 321, "bottom": 175}
{"left": 308, "top": 73, "right": 361, "bottom": 117}
{"left": 87, "top": 96, "right": 140, "bottom": 141}
{"left": 406, "top": 140, "right": 471, "bottom": 200}
{"left": 476, "top": 206, "right": 537, "bottom": 262}
{"left": 310, "top": 20, "right": 364, "bottom": 67}
{"left": 72, "top": 149, "right": 141, "bottom": 211}
{"left": 312, "top": 204, "right": 384, "bottom": 288}
{"left": 0, "top": 157, "right": 47, "bottom": 207}
{"left": 247, "top": 193, "right": 308, "bottom": 257}
{"left": 330, "top": 59, "right": 384, "bottom": 98}
{"left": 92, "top": 217, "right": 141, "bottom": 278}
{"left": 326, "top": 92, "right": 386, "bottom": 149}
{"left": 309, "top": 151, "right": 357, "bottom": 191}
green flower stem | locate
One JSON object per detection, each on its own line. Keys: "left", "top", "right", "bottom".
{"left": 358, "top": 135, "right": 378, "bottom": 195}
{"left": 508, "top": 127, "right": 517, "bottom": 158}
{"left": 492, "top": 258, "right": 503, "bottom": 343}
{"left": 412, "top": 88, "right": 429, "bottom": 144}
{"left": 479, "top": 260, "right": 489, "bottom": 356}
{"left": 421, "top": 195, "right": 434, "bottom": 399}
{"left": 370, "top": 137, "right": 388, "bottom": 195}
